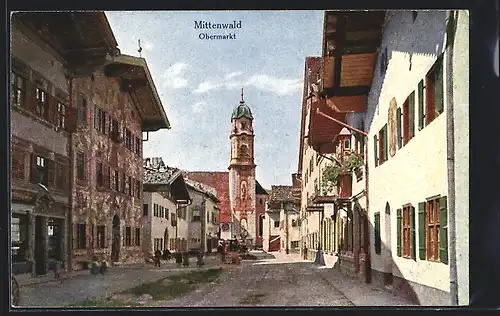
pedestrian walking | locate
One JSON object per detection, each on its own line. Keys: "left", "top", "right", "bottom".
{"left": 154, "top": 248, "right": 162, "bottom": 267}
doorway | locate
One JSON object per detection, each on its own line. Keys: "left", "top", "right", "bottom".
{"left": 384, "top": 202, "right": 394, "bottom": 285}
{"left": 111, "top": 215, "right": 120, "bottom": 263}
{"left": 163, "top": 228, "right": 169, "bottom": 251}
{"left": 34, "top": 216, "right": 47, "bottom": 275}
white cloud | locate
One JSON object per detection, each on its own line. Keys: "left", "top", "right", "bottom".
{"left": 224, "top": 71, "right": 243, "bottom": 80}
{"left": 192, "top": 73, "right": 302, "bottom": 97}
{"left": 193, "top": 81, "right": 221, "bottom": 94}
{"left": 245, "top": 75, "right": 302, "bottom": 96}
{"left": 143, "top": 41, "right": 154, "bottom": 51}
{"left": 160, "top": 62, "right": 189, "bottom": 89}
{"left": 192, "top": 101, "right": 207, "bottom": 113}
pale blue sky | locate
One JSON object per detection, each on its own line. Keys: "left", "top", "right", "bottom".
{"left": 106, "top": 11, "right": 323, "bottom": 189}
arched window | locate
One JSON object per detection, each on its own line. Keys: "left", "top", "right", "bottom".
{"left": 240, "top": 144, "right": 249, "bottom": 157}
{"left": 259, "top": 198, "right": 263, "bottom": 205}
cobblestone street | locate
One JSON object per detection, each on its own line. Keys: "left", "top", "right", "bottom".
{"left": 17, "top": 252, "right": 416, "bottom": 308}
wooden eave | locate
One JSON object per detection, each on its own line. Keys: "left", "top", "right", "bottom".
{"left": 312, "top": 195, "right": 337, "bottom": 204}
{"left": 170, "top": 176, "right": 191, "bottom": 203}
{"left": 308, "top": 98, "right": 346, "bottom": 154}
{"left": 306, "top": 205, "right": 324, "bottom": 212}
{"left": 320, "top": 11, "right": 385, "bottom": 110}
{"left": 13, "top": 12, "right": 119, "bottom": 76}
{"left": 104, "top": 54, "right": 170, "bottom": 132}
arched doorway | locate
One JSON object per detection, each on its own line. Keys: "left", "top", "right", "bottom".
{"left": 111, "top": 215, "right": 120, "bottom": 263}
{"left": 384, "top": 202, "right": 393, "bottom": 285}
{"left": 163, "top": 227, "right": 169, "bottom": 251}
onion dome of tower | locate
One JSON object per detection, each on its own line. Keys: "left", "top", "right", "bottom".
{"left": 231, "top": 88, "right": 253, "bottom": 120}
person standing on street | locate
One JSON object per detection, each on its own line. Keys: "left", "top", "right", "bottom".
{"left": 154, "top": 248, "right": 162, "bottom": 267}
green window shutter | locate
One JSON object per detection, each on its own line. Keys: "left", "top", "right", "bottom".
{"left": 396, "top": 107, "right": 402, "bottom": 149}
{"left": 410, "top": 206, "right": 416, "bottom": 260}
{"left": 383, "top": 124, "right": 388, "bottom": 161}
{"left": 435, "top": 57, "right": 444, "bottom": 115}
{"left": 439, "top": 196, "right": 448, "bottom": 264}
{"left": 418, "top": 202, "right": 427, "bottom": 260}
{"left": 373, "top": 135, "right": 379, "bottom": 166}
{"left": 396, "top": 208, "right": 402, "bottom": 257}
{"left": 418, "top": 80, "right": 425, "bottom": 130}
{"left": 408, "top": 92, "right": 415, "bottom": 138}
{"left": 374, "top": 213, "right": 381, "bottom": 255}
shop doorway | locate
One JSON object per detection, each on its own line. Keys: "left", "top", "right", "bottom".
{"left": 34, "top": 216, "right": 47, "bottom": 275}
{"left": 111, "top": 215, "right": 120, "bottom": 263}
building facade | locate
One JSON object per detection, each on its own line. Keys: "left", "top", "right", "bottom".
{"left": 142, "top": 158, "right": 190, "bottom": 256}
{"left": 185, "top": 179, "right": 220, "bottom": 253}
{"left": 304, "top": 10, "right": 469, "bottom": 306}
{"left": 69, "top": 53, "right": 170, "bottom": 269}
{"left": 365, "top": 11, "right": 469, "bottom": 305}
{"left": 10, "top": 12, "right": 118, "bottom": 275}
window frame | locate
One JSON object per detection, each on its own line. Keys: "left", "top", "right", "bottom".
{"left": 402, "top": 204, "right": 412, "bottom": 258}
{"left": 35, "top": 87, "right": 48, "bottom": 119}
{"left": 11, "top": 72, "right": 25, "bottom": 108}
{"left": 76, "top": 223, "right": 86, "bottom": 249}
{"left": 426, "top": 197, "right": 441, "bottom": 261}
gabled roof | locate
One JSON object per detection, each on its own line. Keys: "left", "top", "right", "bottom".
{"left": 255, "top": 180, "right": 268, "bottom": 195}
{"left": 143, "top": 157, "right": 190, "bottom": 202}
{"left": 185, "top": 178, "right": 219, "bottom": 202}
{"left": 185, "top": 171, "right": 231, "bottom": 223}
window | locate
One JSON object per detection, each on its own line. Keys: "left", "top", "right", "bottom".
{"left": 165, "top": 209, "right": 169, "bottom": 219}
{"left": 76, "top": 152, "right": 85, "bottom": 180}
{"left": 425, "top": 56, "right": 444, "bottom": 126}
{"left": 114, "top": 170, "right": 119, "bottom": 191}
{"left": 128, "top": 176, "right": 132, "bottom": 196}
{"left": 192, "top": 209, "right": 201, "bottom": 222}
{"left": 171, "top": 213, "right": 177, "bottom": 226}
{"left": 125, "top": 129, "right": 133, "bottom": 150}
{"left": 143, "top": 204, "right": 149, "bottom": 216}
{"left": 397, "top": 205, "right": 415, "bottom": 259}
{"left": 125, "top": 227, "right": 132, "bottom": 246}
{"left": 76, "top": 223, "right": 86, "bottom": 249}
{"left": 135, "top": 228, "right": 141, "bottom": 246}
{"left": 121, "top": 173, "right": 126, "bottom": 193}
{"left": 135, "top": 180, "right": 141, "bottom": 199}
{"left": 291, "top": 241, "right": 299, "bottom": 248}
{"left": 56, "top": 102, "right": 66, "bottom": 129}
{"left": 77, "top": 94, "right": 87, "bottom": 125}
{"left": 259, "top": 198, "right": 263, "bottom": 205}
{"left": 373, "top": 135, "right": 379, "bottom": 166}
{"left": 11, "top": 73, "right": 25, "bottom": 107}
{"left": 32, "top": 155, "right": 48, "bottom": 185}
{"left": 153, "top": 204, "right": 158, "bottom": 217}
{"left": 403, "top": 92, "right": 415, "bottom": 145}
{"left": 274, "top": 221, "right": 280, "bottom": 228}
{"left": 418, "top": 196, "right": 448, "bottom": 263}
{"left": 426, "top": 198, "right": 440, "bottom": 261}
{"left": 35, "top": 88, "right": 48, "bottom": 119}
{"left": 374, "top": 212, "right": 381, "bottom": 255}
{"left": 135, "top": 136, "right": 141, "bottom": 155}
{"left": 111, "top": 119, "right": 120, "bottom": 142}
{"left": 96, "top": 162, "right": 103, "bottom": 187}
{"left": 160, "top": 206, "right": 164, "bottom": 218}
{"left": 291, "top": 219, "right": 297, "bottom": 227}
{"left": 96, "top": 225, "right": 105, "bottom": 249}
{"left": 378, "top": 124, "right": 388, "bottom": 164}
{"left": 344, "top": 139, "right": 351, "bottom": 149}
{"left": 417, "top": 80, "right": 425, "bottom": 130}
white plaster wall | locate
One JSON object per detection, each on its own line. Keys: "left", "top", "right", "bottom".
{"left": 366, "top": 11, "right": 467, "bottom": 298}
{"left": 268, "top": 212, "right": 281, "bottom": 237}
{"left": 451, "top": 10, "right": 469, "bottom": 305}
{"left": 150, "top": 192, "right": 176, "bottom": 252}
{"left": 262, "top": 203, "right": 270, "bottom": 252}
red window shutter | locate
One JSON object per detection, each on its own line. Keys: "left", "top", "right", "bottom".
{"left": 425, "top": 74, "right": 436, "bottom": 124}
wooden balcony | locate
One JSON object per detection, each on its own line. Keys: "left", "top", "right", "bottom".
{"left": 307, "top": 98, "right": 346, "bottom": 154}
{"left": 320, "top": 11, "right": 385, "bottom": 112}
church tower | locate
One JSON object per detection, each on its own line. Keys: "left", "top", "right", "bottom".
{"left": 228, "top": 89, "right": 257, "bottom": 244}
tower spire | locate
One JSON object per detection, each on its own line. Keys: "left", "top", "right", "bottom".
{"left": 241, "top": 87, "right": 244, "bottom": 102}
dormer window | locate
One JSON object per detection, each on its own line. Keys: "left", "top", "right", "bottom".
{"left": 344, "top": 140, "right": 351, "bottom": 149}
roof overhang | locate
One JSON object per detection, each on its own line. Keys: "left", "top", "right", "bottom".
{"left": 103, "top": 54, "right": 170, "bottom": 132}
{"left": 255, "top": 180, "right": 268, "bottom": 195}
{"left": 13, "top": 12, "right": 119, "bottom": 77}
{"left": 312, "top": 195, "right": 338, "bottom": 204}
{"left": 320, "top": 11, "right": 385, "bottom": 111}
{"left": 143, "top": 170, "right": 190, "bottom": 203}
{"left": 306, "top": 205, "right": 325, "bottom": 213}
{"left": 308, "top": 98, "right": 346, "bottom": 154}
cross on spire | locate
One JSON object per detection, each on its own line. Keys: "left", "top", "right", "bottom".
{"left": 241, "top": 87, "right": 244, "bottom": 102}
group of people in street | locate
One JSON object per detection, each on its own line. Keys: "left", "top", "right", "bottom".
{"left": 154, "top": 249, "right": 172, "bottom": 267}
